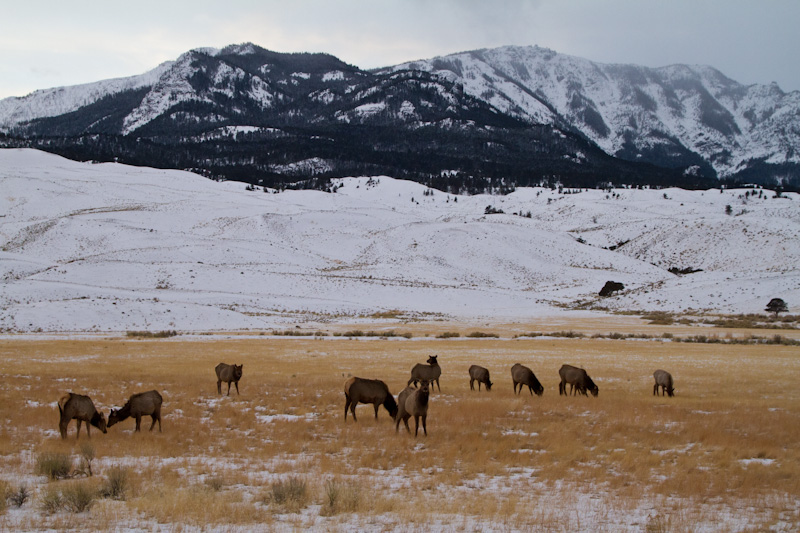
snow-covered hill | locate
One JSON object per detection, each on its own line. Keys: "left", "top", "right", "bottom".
{"left": 1, "top": 149, "right": 798, "bottom": 332}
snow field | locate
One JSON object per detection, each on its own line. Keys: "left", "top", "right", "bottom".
{"left": 1, "top": 148, "right": 799, "bottom": 334}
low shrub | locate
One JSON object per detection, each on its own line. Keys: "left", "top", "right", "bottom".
{"left": 39, "top": 486, "right": 64, "bottom": 515}
{"left": 466, "top": 331, "right": 499, "bottom": 338}
{"left": 126, "top": 330, "right": 179, "bottom": 338}
{"left": 35, "top": 452, "right": 72, "bottom": 481}
{"left": 7, "top": 485, "right": 30, "bottom": 508}
{"left": 205, "top": 475, "right": 224, "bottom": 492}
{"left": 264, "top": 476, "right": 308, "bottom": 511}
{"left": 436, "top": 331, "right": 460, "bottom": 338}
{"left": 645, "top": 312, "right": 675, "bottom": 325}
{"left": 99, "top": 466, "right": 130, "bottom": 501}
{"left": 322, "top": 478, "right": 360, "bottom": 515}
{"left": 61, "top": 481, "right": 97, "bottom": 513}
{"left": 75, "top": 443, "right": 95, "bottom": 477}
{"left": 41, "top": 481, "right": 98, "bottom": 514}
{"left": 552, "top": 330, "right": 584, "bottom": 338}
{"left": 334, "top": 330, "right": 412, "bottom": 339}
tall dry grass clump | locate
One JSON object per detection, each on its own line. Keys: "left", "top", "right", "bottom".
{"left": 35, "top": 452, "right": 72, "bottom": 481}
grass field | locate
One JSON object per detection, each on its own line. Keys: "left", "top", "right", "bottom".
{"left": 1, "top": 323, "right": 799, "bottom": 531}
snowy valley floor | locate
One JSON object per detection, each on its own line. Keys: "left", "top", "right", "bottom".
{"left": 1, "top": 319, "right": 799, "bottom": 532}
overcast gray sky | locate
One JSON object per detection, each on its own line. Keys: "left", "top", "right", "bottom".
{"left": 1, "top": 0, "right": 798, "bottom": 99}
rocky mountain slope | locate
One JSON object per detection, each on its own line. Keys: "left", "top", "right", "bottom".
{"left": 0, "top": 43, "right": 753, "bottom": 190}
{"left": 387, "top": 45, "right": 800, "bottom": 184}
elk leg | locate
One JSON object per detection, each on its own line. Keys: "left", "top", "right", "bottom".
{"left": 135, "top": 416, "right": 142, "bottom": 432}
{"left": 344, "top": 396, "right": 351, "bottom": 421}
{"left": 422, "top": 414, "right": 427, "bottom": 436}
{"left": 149, "top": 415, "right": 157, "bottom": 431}
{"left": 373, "top": 403, "right": 379, "bottom": 419}
{"left": 217, "top": 379, "right": 222, "bottom": 395}
{"left": 226, "top": 382, "right": 231, "bottom": 396}
{"left": 413, "top": 415, "right": 419, "bottom": 437}
{"left": 76, "top": 419, "right": 82, "bottom": 439}
{"left": 234, "top": 381, "right": 240, "bottom": 395}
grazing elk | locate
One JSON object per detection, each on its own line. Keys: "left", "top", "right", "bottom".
{"left": 653, "top": 370, "right": 675, "bottom": 397}
{"left": 108, "top": 390, "right": 163, "bottom": 432}
{"left": 408, "top": 355, "right": 441, "bottom": 392}
{"left": 395, "top": 380, "right": 430, "bottom": 437}
{"left": 469, "top": 365, "right": 493, "bottom": 391}
{"left": 58, "top": 393, "right": 107, "bottom": 440}
{"left": 558, "top": 364, "right": 599, "bottom": 397}
{"left": 511, "top": 363, "right": 544, "bottom": 396}
{"left": 343, "top": 377, "right": 398, "bottom": 422}
{"left": 215, "top": 363, "right": 243, "bottom": 396}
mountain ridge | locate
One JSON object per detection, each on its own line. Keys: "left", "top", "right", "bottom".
{"left": 386, "top": 45, "right": 800, "bottom": 182}
{"left": 1, "top": 43, "right": 797, "bottom": 189}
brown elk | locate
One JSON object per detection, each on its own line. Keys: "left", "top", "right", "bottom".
{"left": 469, "top": 365, "right": 493, "bottom": 391}
{"left": 511, "top": 363, "right": 544, "bottom": 396}
{"left": 408, "top": 355, "right": 441, "bottom": 392}
{"left": 215, "top": 363, "right": 243, "bottom": 395}
{"left": 58, "top": 393, "right": 107, "bottom": 440}
{"left": 559, "top": 364, "right": 599, "bottom": 397}
{"left": 108, "top": 390, "right": 163, "bottom": 432}
{"left": 395, "top": 380, "right": 430, "bottom": 436}
{"left": 343, "top": 377, "right": 398, "bottom": 422}
{"left": 653, "top": 370, "right": 675, "bottom": 397}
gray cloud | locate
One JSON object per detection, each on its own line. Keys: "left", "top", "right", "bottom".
{"left": 1, "top": 0, "right": 798, "bottom": 99}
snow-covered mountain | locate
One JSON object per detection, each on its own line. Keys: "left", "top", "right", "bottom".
{"left": 6, "top": 43, "right": 797, "bottom": 189}
{"left": 1, "top": 149, "right": 797, "bottom": 333}
{"left": 386, "top": 45, "right": 800, "bottom": 183}
{"left": 8, "top": 44, "right": 671, "bottom": 192}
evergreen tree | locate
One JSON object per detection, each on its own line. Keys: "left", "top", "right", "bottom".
{"left": 765, "top": 298, "right": 789, "bottom": 318}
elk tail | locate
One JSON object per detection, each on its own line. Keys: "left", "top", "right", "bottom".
{"left": 57, "top": 393, "right": 70, "bottom": 415}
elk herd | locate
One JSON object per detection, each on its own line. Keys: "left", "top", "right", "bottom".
{"left": 56, "top": 354, "right": 675, "bottom": 440}
{"left": 341, "top": 357, "right": 676, "bottom": 438}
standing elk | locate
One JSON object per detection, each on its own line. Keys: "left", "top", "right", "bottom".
{"left": 343, "top": 377, "right": 398, "bottom": 422}
{"left": 408, "top": 355, "right": 441, "bottom": 392}
{"left": 653, "top": 370, "right": 675, "bottom": 397}
{"left": 58, "top": 392, "right": 107, "bottom": 440}
{"left": 108, "top": 390, "right": 163, "bottom": 432}
{"left": 395, "top": 380, "right": 430, "bottom": 437}
{"left": 215, "top": 363, "right": 243, "bottom": 396}
{"left": 511, "top": 363, "right": 544, "bottom": 396}
{"left": 469, "top": 365, "right": 493, "bottom": 391}
{"left": 559, "top": 364, "right": 599, "bottom": 397}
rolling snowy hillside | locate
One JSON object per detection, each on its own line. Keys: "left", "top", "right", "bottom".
{"left": 1, "top": 149, "right": 798, "bottom": 332}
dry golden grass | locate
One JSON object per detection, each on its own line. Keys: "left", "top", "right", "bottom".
{"left": 0, "top": 325, "right": 799, "bottom": 530}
